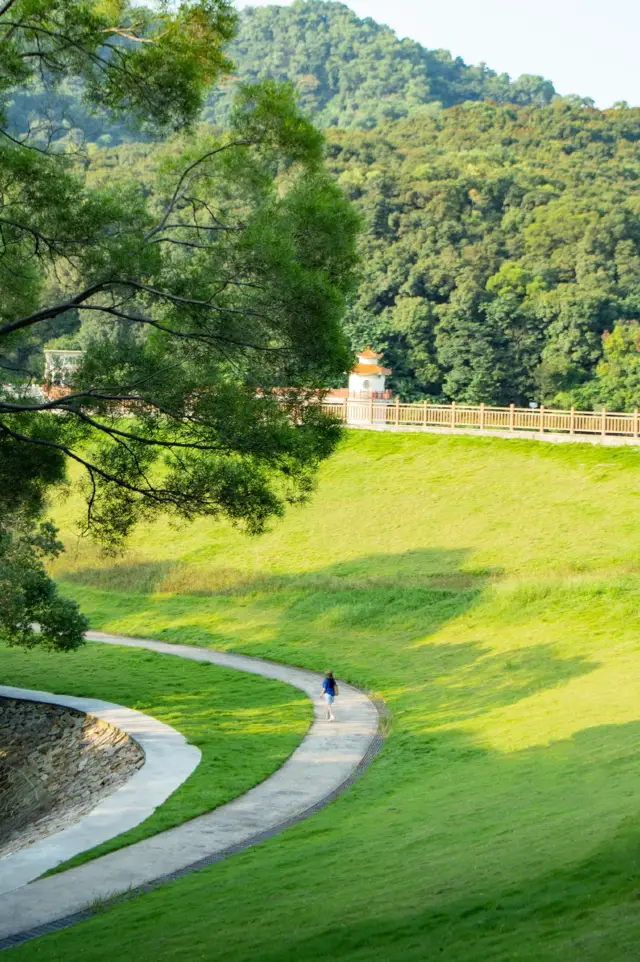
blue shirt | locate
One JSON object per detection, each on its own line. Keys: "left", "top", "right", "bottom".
{"left": 322, "top": 677, "right": 336, "bottom": 695}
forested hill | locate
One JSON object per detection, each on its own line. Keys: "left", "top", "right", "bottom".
{"left": 326, "top": 101, "right": 640, "bottom": 405}
{"left": 11, "top": 2, "right": 640, "bottom": 410}
{"left": 325, "top": 101, "right": 640, "bottom": 405}
{"left": 7, "top": 0, "right": 560, "bottom": 143}
{"left": 74, "top": 100, "right": 640, "bottom": 408}
{"left": 206, "top": 0, "right": 558, "bottom": 129}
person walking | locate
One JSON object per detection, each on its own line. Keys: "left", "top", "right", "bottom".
{"left": 321, "top": 670, "right": 339, "bottom": 721}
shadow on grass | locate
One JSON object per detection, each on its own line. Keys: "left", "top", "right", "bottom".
{"left": 61, "top": 548, "right": 499, "bottom": 596}
{"left": 39, "top": 548, "right": 632, "bottom": 961}
{"left": 61, "top": 547, "right": 597, "bottom": 736}
{"left": 250, "top": 721, "right": 640, "bottom": 962}
{"left": 43, "top": 721, "right": 640, "bottom": 962}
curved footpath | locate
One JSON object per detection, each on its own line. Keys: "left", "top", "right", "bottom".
{"left": 0, "top": 631, "right": 382, "bottom": 951}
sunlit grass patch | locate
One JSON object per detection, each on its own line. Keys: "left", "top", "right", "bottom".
{"left": 11, "top": 431, "right": 640, "bottom": 961}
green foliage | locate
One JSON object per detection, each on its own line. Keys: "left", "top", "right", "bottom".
{"left": 576, "top": 320, "right": 640, "bottom": 411}
{"left": 0, "top": 0, "right": 236, "bottom": 137}
{"left": 1, "top": 3, "right": 361, "bottom": 652}
{"left": 0, "top": 518, "right": 88, "bottom": 652}
{"left": 0, "top": 418, "right": 86, "bottom": 652}
{"left": 326, "top": 101, "right": 640, "bottom": 403}
{"left": 1, "top": 90, "right": 360, "bottom": 546}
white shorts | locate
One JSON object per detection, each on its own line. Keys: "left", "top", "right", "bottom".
{"left": 323, "top": 692, "right": 335, "bottom": 705}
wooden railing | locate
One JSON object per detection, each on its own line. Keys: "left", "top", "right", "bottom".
{"left": 327, "top": 389, "right": 393, "bottom": 400}
{"left": 320, "top": 399, "right": 640, "bottom": 440}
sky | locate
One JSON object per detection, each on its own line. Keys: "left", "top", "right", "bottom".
{"left": 237, "top": 0, "right": 640, "bottom": 108}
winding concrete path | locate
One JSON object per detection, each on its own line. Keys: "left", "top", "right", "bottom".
{"left": 0, "top": 631, "right": 381, "bottom": 950}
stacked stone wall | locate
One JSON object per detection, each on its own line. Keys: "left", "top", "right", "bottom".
{"left": 0, "top": 697, "right": 144, "bottom": 857}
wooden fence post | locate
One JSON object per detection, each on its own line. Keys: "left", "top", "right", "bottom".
{"left": 343, "top": 398, "right": 348, "bottom": 422}
{"left": 479, "top": 402, "right": 485, "bottom": 431}
{"left": 570, "top": 406, "right": 575, "bottom": 436}
{"left": 369, "top": 396, "right": 374, "bottom": 425}
{"left": 635, "top": 409, "right": 639, "bottom": 440}
{"left": 509, "top": 403, "right": 515, "bottom": 432}
{"left": 539, "top": 404, "right": 545, "bottom": 434}
{"left": 395, "top": 395, "right": 400, "bottom": 427}
{"left": 451, "top": 400, "right": 456, "bottom": 429}
{"left": 601, "top": 407, "right": 607, "bottom": 437}
{"left": 423, "top": 400, "right": 427, "bottom": 429}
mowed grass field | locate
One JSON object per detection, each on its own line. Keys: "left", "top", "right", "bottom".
{"left": 0, "top": 642, "right": 309, "bottom": 871}
{"left": 11, "top": 429, "right": 640, "bottom": 961}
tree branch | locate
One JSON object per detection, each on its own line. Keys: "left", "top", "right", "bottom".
{"left": 0, "top": 283, "right": 107, "bottom": 336}
{"left": 0, "top": 0, "right": 19, "bottom": 17}
{"left": 148, "top": 237, "right": 222, "bottom": 250}
{"left": 73, "top": 301, "right": 290, "bottom": 354}
{"left": 114, "top": 280, "right": 274, "bottom": 322}
{"left": 0, "top": 419, "right": 218, "bottom": 510}
{"left": 99, "top": 28, "right": 153, "bottom": 44}
{"left": 0, "top": 217, "right": 92, "bottom": 247}
{"left": 145, "top": 142, "right": 252, "bottom": 242}
{"left": 69, "top": 408, "right": 226, "bottom": 453}
{"left": 0, "top": 391, "right": 144, "bottom": 413}
{"left": 158, "top": 222, "right": 244, "bottom": 233}
{"left": 0, "top": 127, "right": 52, "bottom": 155}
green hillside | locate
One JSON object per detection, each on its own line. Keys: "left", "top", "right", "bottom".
{"left": 205, "top": 0, "right": 557, "bottom": 129}
{"left": 7, "top": 0, "right": 558, "bottom": 144}
{"left": 60, "top": 99, "right": 640, "bottom": 409}
{"left": 326, "top": 102, "right": 640, "bottom": 405}
{"left": 13, "top": 430, "right": 640, "bottom": 961}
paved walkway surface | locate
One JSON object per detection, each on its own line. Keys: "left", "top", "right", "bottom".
{"left": 0, "top": 685, "right": 201, "bottom": 895}
{"left": 0, "top": 632, "right": 381, "bottom": 948}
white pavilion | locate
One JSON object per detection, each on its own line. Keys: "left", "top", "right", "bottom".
{"left": 43, "top": 349, "right": 83, "bottom": 387}
{"left": 347, "top": 347, "right": 392, "bottom": 399}
{"left": 322, "top": 347, "right": 394, "bottom": 424}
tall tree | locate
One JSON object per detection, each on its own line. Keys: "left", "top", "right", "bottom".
{"left": 578, "top": 321, "right": 640, "bottom": 411}
{"left": 0, "top": 2, "right": 360, "bottom": 650}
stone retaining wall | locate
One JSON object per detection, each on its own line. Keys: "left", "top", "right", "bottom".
{"left": 0, "top": 698, "right": 144, "bottom": 857}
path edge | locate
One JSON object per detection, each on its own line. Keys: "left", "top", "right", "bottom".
{"left": 0, "top": 665, "right": 387, "bottom": 951}
{"left": 0, "top": 687, "right": 201, "bottom": 895}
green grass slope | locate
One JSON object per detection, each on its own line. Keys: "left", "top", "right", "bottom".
{"left": 0, "top": 642, "right": 309, "bottom": 872}
{"left": 13, "top": 430, "right": 640, "bottom": 961}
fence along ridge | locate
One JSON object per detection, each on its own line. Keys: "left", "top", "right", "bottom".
{"left": 320, "top": 399, "right": 640, "bottom": 441}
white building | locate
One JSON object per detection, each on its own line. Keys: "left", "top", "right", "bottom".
{"left": 43, "top": 349, "right": 83, "bottom": 387}
{"left": 347, "top": 348, "right": 392, "bottom": 399}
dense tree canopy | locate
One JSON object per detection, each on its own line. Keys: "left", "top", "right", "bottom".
{"left": 206, "top": 1, "right": 558, "bottom": 129}
{"left": 325, "top": 101, "right": 640, "bottom": 404}
{"left": 575, "top": 321, "right": 640, "bottom": 412}
{"left": 1, "top": 1, "right": 360, "bottom": 650}
{"left": 84, "top": 96, "right": 640, "bottom": 407}
{"left": 7, "top": 0, "right": 560, "bottom": 145}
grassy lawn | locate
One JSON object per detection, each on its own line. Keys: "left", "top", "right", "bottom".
{"left": 0, "top": 641, "right": 309, "bottom": 872}
{"left": 10, "top": 430, "right": 640, "bottom": 960}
